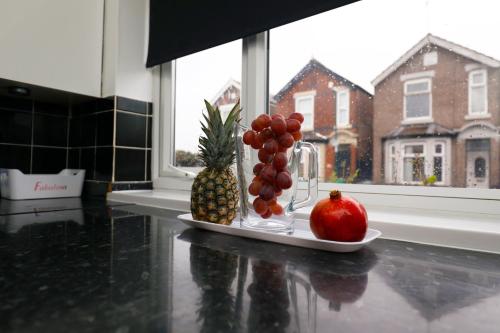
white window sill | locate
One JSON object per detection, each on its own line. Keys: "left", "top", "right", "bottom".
{"left": 108, "top": 189, "right": 500, "bottom": 254}
{"left": 401, "top": 118, "right": 434, "bottom": 125}
{"left": 465, "top": 113, "right": 491, "bottom": 120}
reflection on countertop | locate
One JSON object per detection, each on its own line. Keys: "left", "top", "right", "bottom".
{"left": 1, "top": 203, "right": 500, "bottom": 332}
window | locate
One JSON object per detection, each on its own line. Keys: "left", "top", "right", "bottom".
{"left": 433, "top": 143, "right": 444, "bottom": 183}
{"left": 155, "top": 0, "right": 500, "bottom": 197}
{"left": 403, "top": 144, "right": 425, "bottom": 183}
{"left": 475, "top": 158, "right": 486, "bottom": 178}
{"left": 172, "top": 40, "right": 242, "bottom": 173}
{"left": 404, "top": 79, "right": 431, "bottom": 120}
{"left": 294, "top": 93, "right": 315, "bottom": 131}
{"left": 468, "top": 69, "right": 487, "bottom": 115}
{"left": 336, "top": 90, "right": 350, "bottom": 127}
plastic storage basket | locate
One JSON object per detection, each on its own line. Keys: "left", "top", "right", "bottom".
{"left": 0, "top": 169, "right": 85, "bottom": 200}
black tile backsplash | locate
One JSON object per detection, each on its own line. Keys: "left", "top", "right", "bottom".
{"left": 147, "top": 117, "right": 152, "bottom": 148}
{"left": 0, "top": 94, "right": 152, "bottom": 195}
{"left": 34, "top": 101, "right": 68, "bottom": 116}
{"left": 115, "top": 148, "right": 146, "bottom": 182}
{"left": 95, "top": 147, "right": 113, "bottom": 181}
{"left": 32, "top": 147, "right": 67, "bottom": 174}
{"left": 116, "top": 112, "right": 146, "bottom": 148}
{"left": 33, "top": 114, "right": 68, "bottom": 147}
{"left": 0, "top": 96, "right": 32, "bottom": 112}
{"left": 0, "top": 109, "right": 32, "bottom": 144}
{"left": 116, "top": 97, "right": 147, "bottom": 115}
{"left": 80, "top": 148, "right": 95, "bottom": 180}
{"left": 80, "top": 114, "right": 97, "bottom": 147}
{"left": 96, "top": 111, "right": 114, "bottom": 146}
{"left": 0, "top": 144, "right": 31, "bottom": 174}
{"left": 68, "top": 148, "right": 80, "bottom": 169}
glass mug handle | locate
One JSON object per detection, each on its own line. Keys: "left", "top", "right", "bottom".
{"left": 291, "top": 141, "right": 318, "bottom": 211}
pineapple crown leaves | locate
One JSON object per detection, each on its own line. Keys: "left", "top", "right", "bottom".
{"left": 198, "top": 100, "right": 241, "bottom": 170}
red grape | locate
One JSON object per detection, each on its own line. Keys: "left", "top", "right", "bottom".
{"left": 248, "top": 178, "right": 262, "bottom": 196}
{"left": 258, "top": 149, "right": 273, "bottom": 163}
{"left": 243, "top": 130, "right": 256, "bottom": 145}
{"left": 260, "top": 165, "right": 277, "bottom": 183}
{"left": 256, "top": 114, "right": 272, "bottom": 128}
{"left": 286, "top": 119, "right": 301, "bottom": 132}
{"left": 253, "top": 163, "right": 265, "bottom": 176}
{"left": 273, "top": 152, "right": 287, "bottom": 171}
{"left": 253, "top": 197, "right": 268, "bottom": 214}
{"left": 269, "top": 202, "right": 284, "bottom": 215}
{"left": 278, "top": 132, "right": 294, "bottom": 148}
{"left": 271, "top": 114, "right": 285, "bottom": 120}
{"left": 261, "top": 209, "right": 272, "bottom": 219}
{"left": 291, "top": 131, "right": 302, "bottom": 141}
{"left": 271, "top": 118, "right": 287, "bottom": 135}
{"left": 275, "top": 189, "right": 283, "bottom": 197}
{"left": 278, "top": 145, "right": 288, "bottom": 153}
{"left": 250, "top": 135, "right": 263, "bottom": 149}
{"left": 259, "top": 184, "right": 275, "bottom": 201}
{"left": 276, "top": 171, "right": 292, "bottom": 190}
{"left": 258, "top": 128, "right": 274, "bottom": 142}
{"left": 289, "top": 112, "right": 304, "bottom": 123}
{"left": 252, "top": 119, "right": 264, "bottom": 132}
{"left": 263, "top": 139, "right": 279, "bottom": 154}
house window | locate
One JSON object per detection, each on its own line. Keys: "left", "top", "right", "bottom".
{"left": 336, "top": 90, "right": 349, "bottom": 127}
{"left": 433, "top": 143, "right": 444, "bottom": 183}
{"left": 295, "top": 94, "right": 314, "bottom": 131}
{"left": 389, "top": 144, "right": 397, "bottom": 183}
{"left": 403, "top": 144, "right": 425, "bottom": 182}
{"left": 468, "top": 69, "right": 487, "bottom": 115}
{"left": 475, "top": 158, "right": 486, "bottom": 178}
{"left": 404, "top": 79, "right": 431, "bottom": 120}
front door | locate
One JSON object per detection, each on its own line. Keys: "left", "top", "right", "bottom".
{"left": 466, "top": 151, "right": 489, "bottom": 188}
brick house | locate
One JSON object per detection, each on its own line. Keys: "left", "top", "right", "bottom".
{"left": 372, "top": 34, "right": 500, "bottom": 188}
{"left": 273, "top": 59, "right": 373, "bottom": 182}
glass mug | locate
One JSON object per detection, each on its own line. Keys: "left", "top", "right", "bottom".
{"left": 235, "top": 123, "right": 318, "bottom": 234}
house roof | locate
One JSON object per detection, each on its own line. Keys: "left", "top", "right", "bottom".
{"left": 383, "top": 123, "right": 455, "bottom": 140}
{"left": 210, "top": 78, "right": 241, "bottom": 105}
{"left": 274, "top": 58, "right": 372, "bottom": 102}
{"left": 372, "top": 34, "right": 500, "bottom": 86}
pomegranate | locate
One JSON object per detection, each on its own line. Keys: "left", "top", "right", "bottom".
{"left": 310, "top": 190, "right": 367, "bottom": 242}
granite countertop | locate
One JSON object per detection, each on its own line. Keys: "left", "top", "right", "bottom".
{"left": 1, "top": 201, "right": 500, "bottom": 332}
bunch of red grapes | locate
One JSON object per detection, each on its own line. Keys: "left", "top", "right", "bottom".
{"left": 242, "top": 112, "right": 304, "bottom": 219}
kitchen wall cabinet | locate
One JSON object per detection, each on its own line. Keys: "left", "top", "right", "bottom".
{"left": 0, "top": 0, "right": 104, "bottom": 97}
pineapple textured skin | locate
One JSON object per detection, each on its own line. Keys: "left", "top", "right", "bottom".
{"left": 191, "top": 167, "right": 239, "bottom": 225}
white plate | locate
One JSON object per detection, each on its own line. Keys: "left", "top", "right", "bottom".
{"left": 177, "top": 213, "right": 381, "bottom": 253}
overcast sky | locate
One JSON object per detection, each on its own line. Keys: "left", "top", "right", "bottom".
{"left": 175, "top": 0, "right": 500, "bottom": 153}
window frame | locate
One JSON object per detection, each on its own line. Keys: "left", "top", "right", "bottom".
{"left": 151, "top": 32, "right": 500, "bottom": 215}
{"left": 468, "top": 69, "right": 488, "bottom": 116}
{"left": 336, "top": 89, "right": 350, "bottom": 128}
{"left": 403, "top": 78, "right": 432, "bottom": 123}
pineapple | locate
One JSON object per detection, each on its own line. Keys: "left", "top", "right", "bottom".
{"left": 190, "top": 100, "right": 241, "bottom": 225}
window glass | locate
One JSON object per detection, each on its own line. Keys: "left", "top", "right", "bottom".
{"left": 174, "top": 40, "right": 242, "bottom": 172}
{"left": 469, "top": 70, "right": 487, "bottom": 114}
{"left": 405, "top": 80, "right": 431, "bottom": 119}
{"left": 295, "top": 96, "right": 314, "bottom": 130}
{"left": 336, "top": 90, "right": 349, "bottom": 126}
{"left": 264, "top": 0, "right": 500, "bottom": 189}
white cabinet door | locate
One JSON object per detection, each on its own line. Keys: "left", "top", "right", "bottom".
{"left": 0, "top": 0, "right": 104, "bottom": 97}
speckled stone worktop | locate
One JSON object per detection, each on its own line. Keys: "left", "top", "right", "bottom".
{"left": 1, "top": 200, "right": 499, "bottom": 332}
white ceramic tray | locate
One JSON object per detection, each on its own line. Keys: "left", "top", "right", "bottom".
{"left": 177, "top": 213, "right": 381, "bottom": 253}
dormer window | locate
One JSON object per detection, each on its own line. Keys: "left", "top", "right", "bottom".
{"left": 404, "top": 78, "right": 431, "bottom": 121}
{"left": 468, "top": 69, "right": 487, "bottom": 115}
